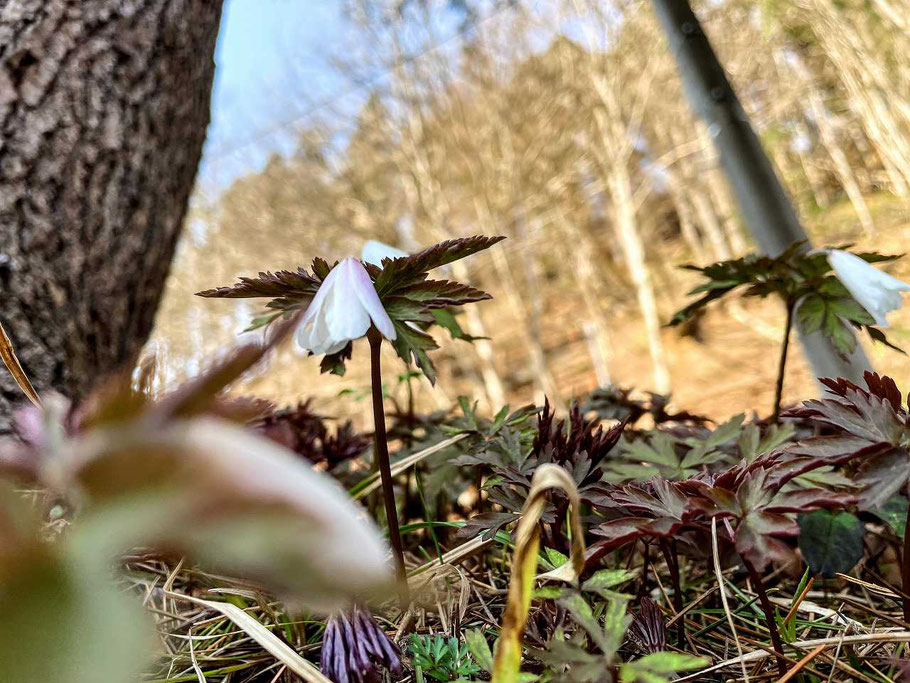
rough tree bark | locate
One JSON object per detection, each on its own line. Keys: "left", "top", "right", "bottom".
{"left": 0, "top": 0, "right": 224, "bottom": 431}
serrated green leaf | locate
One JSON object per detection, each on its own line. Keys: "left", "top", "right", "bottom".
{"left": 581, "top": 569, "right": 637, "bottom": 596}
{"left": 828, "top": 297, "right": 876, "bottom": 325}
{"left": 797, "top": 294, "right": 826, "bottom": 334}
{"left": 704, "top": 414, "right": 744, "bottom": 449}
{"left": 391, "top": 320, "right": 439, "bottom": 383}
{"left": 619, "top": 652, "right": 709, "bottom": 682}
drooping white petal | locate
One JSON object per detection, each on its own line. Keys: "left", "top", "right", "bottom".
{"left": 362, "top": 240, "right": 407, "bottom": 267}
{"left": 349, "top": 257, "right": 397, "bottom": 341}
{"left": 296, "top": 261, "right": 343, "bottom": 354}
{"left": 828, "top": 249, "right": 910, "bottom": 328}
{"left": 295, "top": 257, "right": 396, "bottom": 354}
{"left": 324, "top": 260, "right": 373, "bottom": 342}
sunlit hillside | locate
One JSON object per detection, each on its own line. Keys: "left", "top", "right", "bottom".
{"left": 150, "top": 0, "right": 910, "bottom": 426}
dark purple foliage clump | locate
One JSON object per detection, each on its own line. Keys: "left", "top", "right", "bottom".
{"left": 252, "top": 400, "right": 370, "bottom": 467}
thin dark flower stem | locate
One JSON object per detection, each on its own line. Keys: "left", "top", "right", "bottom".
{"left": 368, "top": 328, "right": 410, "bottom": 608}
{"left": 742, "top": 556, "right": 788, "bottom": 678}
{"left": 772, "top": 299, "right": 795, "bottom": 421}
{"left": 659, "top": 540, "right": 685, "bottom": 649}
{"left": 637, "top": 541, "right": 650, "bottom": 601}
{"left": 903, "top": 496, "right": 910, "bottom": 622}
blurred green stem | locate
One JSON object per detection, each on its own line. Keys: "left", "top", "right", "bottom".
{"left": 368, "top": 327, "right": 410, "bottom": 608}
{"left": 772, "top": 299, "right": 794, "bottom": 421}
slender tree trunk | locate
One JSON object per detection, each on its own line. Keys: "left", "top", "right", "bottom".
{"left": 451, "top": 262, "right": 506, "bottom": 410}
{"left": 793, "top": 119, "right": 831, "bottom": 210}
{"left": 808, "top": 88, "right": 875, "bottom": 234}
{"left": 696, "top": 126, "right": 749, "bottom": 256}
{"left": 783, "top": 51, "right": 876, "bottom": 233}
{"left": 649, "top": 125, "right": 709, "bottom": 264}
{"left": 487, "top": 231, "right": 561, "bottom": 405}
{"left": 807, "top": 0, "right": 910, "bottom": 194}
{"left": 670, "top": 125, "right": 733, "bottom": 261}
{"left": 608, "top": 167, "right": 671, "bottom": 393}
{"left": 690, "top": 188, "right": 731, "bottom": 262}
{"left": 552, "top": 209, "right": 614, "bottom": 386}
{"left": 577, "top": 27, "right": 671, "bottom": 394}
{"left": 0, "top": 0, "right": 224, "bottom": 431}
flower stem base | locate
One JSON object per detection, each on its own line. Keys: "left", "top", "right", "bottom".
{"left": 368, "top": 328, "right": 410, "bottom": 608}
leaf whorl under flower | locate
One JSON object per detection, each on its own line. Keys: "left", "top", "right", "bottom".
{"left": 668, "top": 244, "right": 904, "bottom": 357}
{"left": 196, "top": 235, "right": 505, "bottom": 378}
{"left": 372, "top": 234, "right": 506, "bottom": 296}
{"left": 196, "top": 267, "right": 322, "bottom": 300}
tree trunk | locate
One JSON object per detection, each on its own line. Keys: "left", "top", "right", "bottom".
{"left": 807, "top": 88, "right": 875, "bottom": 234}
{"left": 0, "top": 0, "right": 223, "bottom": 431}
{"left": 608, "top": 166, "right": 671, "bottom": 393}
{"left": 553, "top": 208, "right": 614, "bottom": 386}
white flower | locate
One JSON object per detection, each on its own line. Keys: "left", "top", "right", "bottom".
{"left": 827, "top": 249, "right": 910, "bottom": 327}
{"left": 296, "top": 258, "right": 396, "bottom": 355}
{"left": 361, "top": 240, "right": 408, "bottom": 267}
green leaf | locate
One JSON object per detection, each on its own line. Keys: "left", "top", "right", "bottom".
{"left": 558, "top": 592, "right": 623, "bottom": 657}
{"left": 243, "top": 310, "right": 285, "bottom": 332}
{"left": 798, "top": 510, "right": 865, "bottom": 578}
{"left": 542, "top": 548, "right": 569, "bottom": 570}
{"left": 821, "top": 312, "right": 858, "bottom": 356}
{"left": 797, "top": 295, "right": 826, "bottom": 335}
{"left": 828, "top": 297, "right": 876, "bottom": 325}
{"left": 619, "top": 652, "right": 709, "bottom": 682}
{"left": 431, "top": 308, "right": 481, "bottom": 341}
{"left": 0, "top": 554, "right": 153, "bottom": 683}
{"left": 876, "top": 496, "right": 908, "bottom": 537}
{"left": 533, "top": 586, "right": 565, "bottom": 600}
{"left": 391, "top": 320, "right": 439, "bottom": 384}
{"left": 704, "top": 413, "right": 744, "bottom": 449}
{"left": 581, "top": 569, "right": 637, "bottom": 597}
{"left": 319, "top": 342, "right": 353, "bottom": 377}
{"left": 464, "top": 629, "right": 494, "bottom": 673}
{"left": 867, "top": 326, "right": 906, "bottom": 354}
{"left": 374, "top": 235, "right": 506, "bottom": 297}
{"left": 197, "top": 267, "right": 322, "bottom": 301}
{"left": 391, "top": 279, "right": 491, "bottom": 309}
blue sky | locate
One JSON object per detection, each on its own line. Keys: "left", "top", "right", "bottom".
{"left": 195, "top": 0, "right": 552, "bottom": 194}
{"left": 197, "top": 1, "right": 352, "bottom": 192}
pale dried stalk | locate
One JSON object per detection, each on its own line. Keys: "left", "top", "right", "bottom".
{"left": 711, "top": 517, "right": 749, "bottom": 683}
{"left": 0, "top": 319, "right": 41, "bottom": 407}
{"left": 353, "top": 434, "right": 467, "bottom": 499}
{"left": 493, "top": 464, "right": 585, "bottom": 683}
{"left": 677, "top": 631, "right": 910, "bottom": 681}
